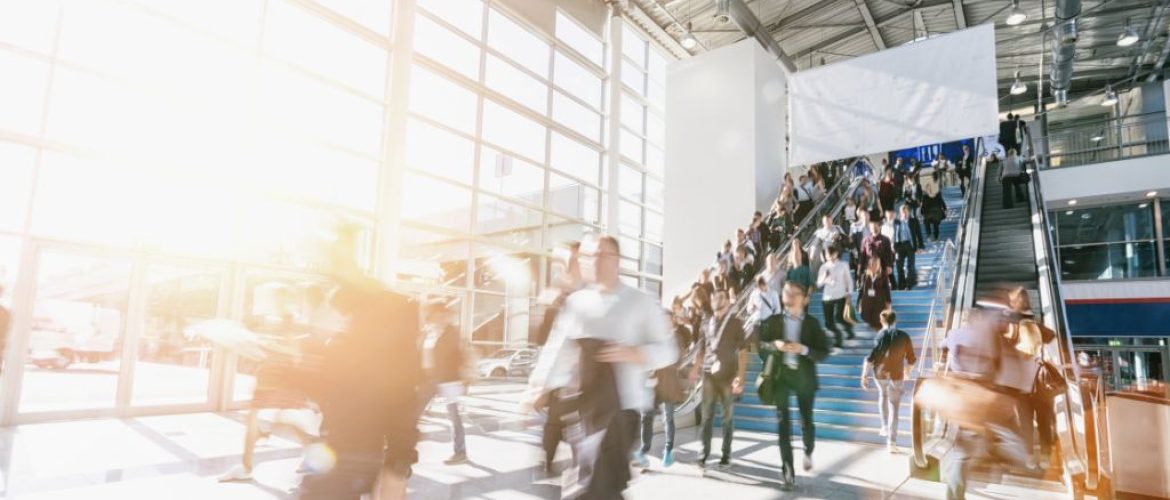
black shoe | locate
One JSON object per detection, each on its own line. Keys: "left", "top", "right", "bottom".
{"left": 779, "top": 467, "right": 795, "bottom": 491}
{"left": 696, "top": 456, "right": 708, "bottom": 468}
{"left": 718, "top": 457, "right": 731, "bottom": 469}
{"left": 847, "top": 333, "right": 856, "bottom": 340}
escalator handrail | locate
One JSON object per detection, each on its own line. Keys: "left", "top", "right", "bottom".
{"left": 1022, "top": 124, "right": 1095, "bottom": 486}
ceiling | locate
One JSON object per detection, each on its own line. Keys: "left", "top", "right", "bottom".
{"left": 631, "top": 0, "right": 1170, "bottom": 113}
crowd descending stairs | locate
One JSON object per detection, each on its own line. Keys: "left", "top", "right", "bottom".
{"left": 731, "top": 185, "right": 967, "bottom": 447}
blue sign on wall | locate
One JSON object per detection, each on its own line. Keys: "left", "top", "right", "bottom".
{"left": 889, "top": 138, "right": 975, "bottom": 166}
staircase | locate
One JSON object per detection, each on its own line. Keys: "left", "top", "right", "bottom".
{"left": 974, "top": 162, "right": 1040, "bottom": 307}
{"left": 734, "top": 185, "right": 967, "bottom": 447}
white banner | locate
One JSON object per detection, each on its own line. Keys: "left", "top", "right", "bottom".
{"left": 789, "top": 24, "right": 999, "bottom": 166}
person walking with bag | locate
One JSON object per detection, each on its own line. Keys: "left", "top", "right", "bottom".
{"left": 1006, "top": 287, "right": 1056, "bottom": 471}
{"left": 633, "top": 308, "right": 692, "bottom": 469}
{"left": 860, "top": 309, "right": 917, "bottom": 453}
{"left": 756, "top": 281, "right": 830, "bottom": 490}
{"left": 817, "top": 247, "right": 854, "bottom": 350}
{"left": 691, "top": 288, "right": 750, "bottom": 470}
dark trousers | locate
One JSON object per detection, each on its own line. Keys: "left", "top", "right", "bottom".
{"left": 822, "top": 297, "right": 853, "bottom": 347}
{"left": 580, "top": 410, "right": 639, "bottom": 500}
{"left": 1001, "top": 179, "right": 1026, "bottom": 209}
{"left": 958, "top": 172, "right": 970, "bottom": 196}
{"left": 924, "top": 218, "right": 941, "bottom": 241}
{"left": 1017, "top": 393, "right": 1054, "bottom": 458}
{"left": 774, "top": 366, "right": 816, "bottom": 475}
{"left": 542, "top": 390, "right": 568, "bottom": 466}
{"left": 795, "top": 201, "right": 813, "bottom": 225}
{"left": 894, "top": 242, "right": 917, "bottom": 290}
{"left": 297, "top": 448, "right": 385, "bottom": 500}
{"left": 699, "top": 374, "right": 736, "bottom": 461}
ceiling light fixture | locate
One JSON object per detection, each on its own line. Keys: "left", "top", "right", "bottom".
{"left": 1068, "top": 199, "right": 1078, "bottom": 206}
{"left": 1010, "top": 70, "right": 1027, "bottom": 95}
{"left": 680, "top": 21, "right": 698, "bottom": 49}
{"left": 1091, "top": 132, "right": 1105, "bottom": 142}
{"left": 1139, "top": 203, "right": 1149, "bottom": 208}
{"left": 1006, "top": 0, "right": 1027, "bottom": 26}
{"left": 1101, "top": 85, "right": 1119, "bottom": 107}
{"left": 714, "top": 0, "right": 731, "bottom": 25}
{"left": 1118, "top": 19, "right": 1140, "bottom": 47}
{"left": 1065, "top": 211, "right": 1075, "bottom": 215}
{"left": 1147, "top": 191, "right": 1158, "bottom": 197}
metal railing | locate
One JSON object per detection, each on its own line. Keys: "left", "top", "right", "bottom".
{"left": 1025, "top": 131, "right": 1101, "bottom": 492}
{"left": 1042, "top": 111, "right": 1170, "bottom": 169}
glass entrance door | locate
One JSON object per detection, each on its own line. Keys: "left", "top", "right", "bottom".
{"left": 1074, "top": 341, "right": 1170, "bottom": 391}
{"left": 18, "top": 250, "right": 131, "bottom": 414}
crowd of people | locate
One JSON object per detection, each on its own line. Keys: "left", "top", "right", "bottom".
{"left": 207, "top": 143, "right": 1058, "bottom": 500}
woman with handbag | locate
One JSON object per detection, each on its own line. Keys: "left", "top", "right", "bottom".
{"left": 1007, "top": 287, "right": 1057, "bottom": 471}
{"left": 857, "top": 256, "right": 892, "bottom": 331}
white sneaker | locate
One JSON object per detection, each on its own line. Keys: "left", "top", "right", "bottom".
{"left": 879, "top": 428, "right": 889, "bottom": 438}
{"left": 218, "top": 464, "right": 253, "bottom": 482}
{"left": 802, "top": 452, "right": 813, "bottom": 472}
{"left": 887, "top": 442, "right": 897, "bottom": 454}
{"left": 1025, "top": 456, "right": 1038, "bottom": 470}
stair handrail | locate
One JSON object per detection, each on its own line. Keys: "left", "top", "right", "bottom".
{"left": 912, "top": 147, "right": 988, "bottom": 469}
{"left": 1022, "top": 121, "right": 1098, "bottom": 490}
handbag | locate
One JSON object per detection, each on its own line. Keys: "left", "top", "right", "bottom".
{"left": 1033, "top": 346, "right": 1067, "bottom": 399}
{"left": 755, "top": 353, "right": 776, "bottom": 405}
{"left": 842, "top": 299, "right": 857, "bottom": 325}
{"left": 654, "top": 364, "right": 687, "bottom": 404}
{"left": 913, "top": 374, "right": 1018, "bottom": 430}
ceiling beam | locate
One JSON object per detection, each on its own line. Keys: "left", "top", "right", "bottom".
{"left": 953, "top": 0, "right": 968, "bottom": 28}
{"left": 787, "top": 0, "right": 953, "bottom": 60}
{"left": 913, "top": 9, "right": 928, "bottom": 39}
{"left": 853, "top": 0, "right": 887, "bottom": 50}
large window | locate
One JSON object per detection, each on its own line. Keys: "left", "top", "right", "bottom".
{"left": 1053, "top": 202, "right": 1163, "bottom": 280}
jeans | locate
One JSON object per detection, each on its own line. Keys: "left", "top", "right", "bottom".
{"left": 1001, "top": 179, "right": 1026, "bottom": 209}
{"left": 774, "top": 366, "right": 816, "bottom": 474}
{"left": 822, "top": 297, "right": 853, "bottom": 347}
{"left": 447, "top": 401, "right": 466, "bottom": 455}
{"left": 699, "top": 374, "right": 736, "bottom": 460}
{"left": 640, "top": 401, "right": 677, "bottom": 454}
{"left": 894, "top": 243, "right": 917, "bottom": 290}
{"left": 875, "top": 378, "right": 904, "bottom": 445}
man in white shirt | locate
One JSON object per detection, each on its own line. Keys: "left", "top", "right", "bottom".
{"left": 749, "top": 276, "right": 781, "bottom": 327}
{"left": 528, "top": 234, "right": 677, "bottom": 498}
{"left": 817, "top": 246, "right": 854, "bottom": 349}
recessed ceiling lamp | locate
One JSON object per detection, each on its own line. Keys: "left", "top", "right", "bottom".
{"left": 1006, "top": 0, "right": 1027, "bottom": 26}
{"left": 1147, "top": 191, "right": 1158, "bottom": 197}
{"left": 1068, "top": 199, "right": 1078, "bottom": 206}
{"left": 1065, "top": 211, "right": 1075, "bottom": 215}
{"left": 714, "top": 0, "right": 731, "bottom": 25}
{"left": 1101, "top": 85, "right": 1119, "bottom": 107}
{"left": 1118, "top": 19, "right": 1140, "bottom": 47}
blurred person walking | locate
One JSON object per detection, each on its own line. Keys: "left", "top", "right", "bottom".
{"left": 527, "top": 234, "right": 677, "bottom": 499}
{"left": 634, "top": 307, "right": 692, "bottom": 469}
{"left": 756, "top": 281, "right": 830, "bottom": 490}
{"left": 692, "top": 288, "right": 750, "bottom": 469}
{"left": 892, "top": 205, "right": 918, "bottom": 290}
{"left": 296, "top": 226, "right": 425, "bottom": 500}
{"left": 421, "top": 300, "right": 469, "bottom": 465}
{"left": 860, "top": 309, "right": 916, "bottom": 453}
{"left": 921, "top": 182, "right": 947, "bottom": 242}
{"left": 534, "top": 242, "right": 582, "bottom": 473}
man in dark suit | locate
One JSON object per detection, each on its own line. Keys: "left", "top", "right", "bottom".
{"left": 956, "top": 144, "right": 974, "bottom": 196}
{"left": 758, "top": 281, "right": 830, "bottom": 491}
{"left": 691, "top": 288, "right": 749, "bottom": 469}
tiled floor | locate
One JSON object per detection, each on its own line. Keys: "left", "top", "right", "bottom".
{"left": 0, "top": 382, "right": 1071, "bottom": 499}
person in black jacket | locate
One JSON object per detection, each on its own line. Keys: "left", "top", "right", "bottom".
{"left": 757, "top": 281, "right": 830, "bottom": 491}
{"left": 422, "top": 300, "right": 468, "bottom": 465}
{"left": 691, "top": 288, "right": 749, "bottom": 469}
{"left": 921, "top": 184, "right": 948, "bottom": 242}
{"left": 955, "top": 144, "right": 974, "bottom": 196}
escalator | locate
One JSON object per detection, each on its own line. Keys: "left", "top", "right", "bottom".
{"left": 912, "top": 142, "right": 1106, "bottom": 497}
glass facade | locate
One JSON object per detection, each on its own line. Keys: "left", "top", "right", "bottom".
{"left": 1052, "top": 199, "right": 1168, "bottom": 281}
{"left": 0, "top": 0, "right": 671, "bottom": 422}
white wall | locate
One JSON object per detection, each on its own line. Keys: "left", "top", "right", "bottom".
{"left": 788, "top": 24, "right": 999, "bottom": 166}
{"left": 1063, "top": 280, "right": 1170, "bottom": 300}
{"left": 1039, "top": 154, "right": 1170, "bottom": 204}
{"left": 663, "top": 40, "right": 788, "bottom": 299}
